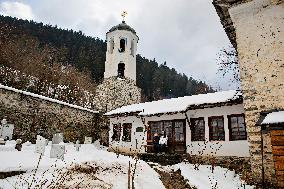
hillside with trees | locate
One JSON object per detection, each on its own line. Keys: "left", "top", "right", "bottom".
{"left": 0, "top": 15, "right": 214, "bottom": 108}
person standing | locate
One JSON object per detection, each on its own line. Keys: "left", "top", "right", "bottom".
{"left": 159, "top": 132, "right": 168, "bottom": 153}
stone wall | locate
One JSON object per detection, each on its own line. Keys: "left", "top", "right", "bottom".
{"left": 214, "top": 0, "right": 284, "bottom": 185}
{"left": 0, "top": 88, "right": 102, "bottom": 143}
{"left": 95, "top": 76, "right": 141, "bottom": 112}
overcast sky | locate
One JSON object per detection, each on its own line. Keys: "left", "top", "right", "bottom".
{"left": 0, "top": 0, "right": 237, "bottom": 90}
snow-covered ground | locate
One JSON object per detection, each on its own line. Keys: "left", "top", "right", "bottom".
{"left": 172, "top": 163, "right": 254, "bottom": 189}
{"left": 0, "top": 141, "right": 254, "bottom": 189}
{"left": 0, "top": 141, "right": 164, "bottom": 189}
{"left": 152, "top": 162, "right": 255, "bottom": 189}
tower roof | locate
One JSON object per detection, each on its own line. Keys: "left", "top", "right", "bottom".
{"left": 107, "top": 21, "right": 137, "bottom": 35}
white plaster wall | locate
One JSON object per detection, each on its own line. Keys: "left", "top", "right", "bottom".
{"left": 109, "top": 116, "right": 146, "bottom": 153}
{"left": 186, "top": 104, "right": 250, "bottom": 157}
{"left": 144, "top": 113, "right": 186, "bottom": 123}
{"left": 105, "top": 30, "right": 138, "bottom": 81}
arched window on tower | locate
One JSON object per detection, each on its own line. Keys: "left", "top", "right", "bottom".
{"left": 118, "top": 62, "right": 125, "bottom": 78}
{"left": 110, "top": 38, "right": 114, "bottom": 54}
{"left": 130, "top": 40, "right": 135, "bottom": 56}
{"left": 119, "top": 38, "right": 126, "bottom": 53}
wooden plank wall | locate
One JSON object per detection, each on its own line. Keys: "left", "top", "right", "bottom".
{"left": 271, "top": 130, "right": 284, "bottom": 188}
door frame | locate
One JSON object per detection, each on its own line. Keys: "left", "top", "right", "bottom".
{"left": 147, "top": 119, "right": 186, "bottom": 153}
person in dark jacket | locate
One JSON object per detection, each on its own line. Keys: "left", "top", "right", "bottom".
{"left": 153, "top": 132, "right": 160, "bottom": 153}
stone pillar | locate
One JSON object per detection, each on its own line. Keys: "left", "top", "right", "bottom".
{"left": 228, "top": 0, "right": 284, "bottom": 184}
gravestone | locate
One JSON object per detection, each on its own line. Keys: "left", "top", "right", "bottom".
{"left": 0, "top": 138, "right": 5, "bottom": 145}
{"left": 50, "top": 144, "right": 65, "bottom": 160}
{"left": 35, "top": 135, "right": 46, "bottom": 154}
{"left": 84, "top": 137, "right": 92, "bottom": 144}
{"left": 0, "top": 119, "right": 14, "bottom": 140}
{"left": 94, "top": 140, "right": 100, "bottom": 148}
{"left": 74, "top": 140, "right": 81, "bottom": 151}
{"left": 52, "top": 133, "right": 64, "bottom": 144}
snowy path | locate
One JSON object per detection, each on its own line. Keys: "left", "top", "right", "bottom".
{"left": 160, "top": 162, "right": 254, "bottom": 189}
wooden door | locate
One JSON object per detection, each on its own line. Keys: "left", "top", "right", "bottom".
{"left": 173, "top": 120, "right": 186, "bottom": 153}
{"left": 271, "top": 129, "right": 284, "bottom": 188}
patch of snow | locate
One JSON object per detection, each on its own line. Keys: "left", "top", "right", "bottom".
{"left": 167, "top": 162, "right": 254, "bottom": 189}
{"left": 0, "top": 84, "right": 98, "bottom": 114}
{"left": 105, "top": 90, "right": 242, "bottom": 116}
{"left": 0, "top": 142, "right": 165, "bottom": 189}
{"left": 262, "top": 111, "right": 284, "bottom": 125}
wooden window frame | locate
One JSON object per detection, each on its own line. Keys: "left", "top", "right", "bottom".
{"left": 122, "top": 123, "right": 132, "bottom": 142}
{"left": 228, "top": 114, "right": 247, "bottom": 141}
{"left": 208, "top": 116, "right": 225, "bottom": 141}
{"left": 147, "top": 119, "right": 186, "bottom": 144}
{"left": 112, "top": 123, "right": 121, "bottom": 141}
{"left": 190, "top": 117, "right": 205, "bottom": 141}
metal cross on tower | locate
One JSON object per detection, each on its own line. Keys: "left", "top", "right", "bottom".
{"left": 121, "top": 11, "right": 127, "bottom": 22}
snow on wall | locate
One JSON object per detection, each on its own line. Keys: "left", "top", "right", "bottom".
{"left": 105, "top": 90, "right": 242, "bottom": 116}
{"left": 262, "top": 111, "right": 284, "bottom": 124}
{"left": 0, "top": 84, "right": 98, "bottom": 113}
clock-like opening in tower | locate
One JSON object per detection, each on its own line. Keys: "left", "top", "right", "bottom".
{"left": 119, "top": 38, "right": 126, "bottom": 52}
{"left": 118, "top": 63, "right": 125, "bottom": 78}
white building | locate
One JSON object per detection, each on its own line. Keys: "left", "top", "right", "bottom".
{"left": 105, "top": 90, "right": 250, "bottom": 157}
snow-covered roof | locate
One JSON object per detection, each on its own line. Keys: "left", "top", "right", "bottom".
{"left": 0, "top": 84, "right": 98, "bottom": 114}
{"left": 105, "top": 90, "right": 242, "bottom": 116}
{"left": 261, "top": 111, "right": 284, "bottom": 125}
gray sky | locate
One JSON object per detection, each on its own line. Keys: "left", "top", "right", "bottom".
{"left": 0, "top": 0, "right": 237, "bottom": 90}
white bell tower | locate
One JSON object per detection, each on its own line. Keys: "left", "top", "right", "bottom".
{"left": 104, "top": 18, "right": 139, "bottom": 82}
{"left": 95, "top": 13, "right": 141, "bottom": 112}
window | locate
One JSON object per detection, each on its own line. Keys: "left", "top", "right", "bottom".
{"left": 112, "top": 124, "right": 121, "bottom": 141}
{"left": 174, "top": 121, "right": 185, "bottom": 142}
{"left": 119, "top": 38, "right": 126, "bottom": 52}
{"left": 209, "top": 116, "right": 225, "bottom": 141}
{"left": 117, "top": 63, "right": 125, "bottom": 78}
{"left": 228, "top": 114, "right": 247, "bottom": 140}
{"left": 122, "top": 123, "right": 132, "bottom": 142}
{"left": 190, "top": 118, "right": 205, "bottom": 141}
{"left": 148, "top": 121, "right": 172, "bottom": 141}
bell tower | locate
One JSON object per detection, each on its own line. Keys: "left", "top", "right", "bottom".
{"left": 104, "top": 13, "right": 138, "bottom": 82}
{"left": 95, "top": 12, "right": 141, "bottom": 112}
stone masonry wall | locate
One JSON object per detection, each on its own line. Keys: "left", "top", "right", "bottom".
{"left": 0, "top": 88, "right": 101, "bottom": 143}
{"left": 228, "top": 0, "right": 284, "bottom": 184}
{"left": 95, "top": 76, "right": 141, "bottom": 113}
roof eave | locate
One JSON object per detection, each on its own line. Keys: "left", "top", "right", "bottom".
{"left": 212, "top": 0, "right": 252, "bottom": 49}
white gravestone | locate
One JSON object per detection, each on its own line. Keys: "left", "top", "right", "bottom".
{"left": 0, "top": 138, "right": 5, "bottom": 145}
{"left": 35, "top": 135, "right": 46, "bottom": 154}
{"left": 84, "top": 137, "right": 92, "bottom": 144}
{"left": 74, "top": 140, "right": 81, "bottom": 151}
{"left": 50, "top": 144, "right": 65, "bottom": 160}
{"left": 52, "top": 133, "right": 64, "bottom": 144}
{"left": 93, "top": 140, "right": 100, "bottom": 148}
{"left": 0, "top": 119, "right": 14, "bottom": 140}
